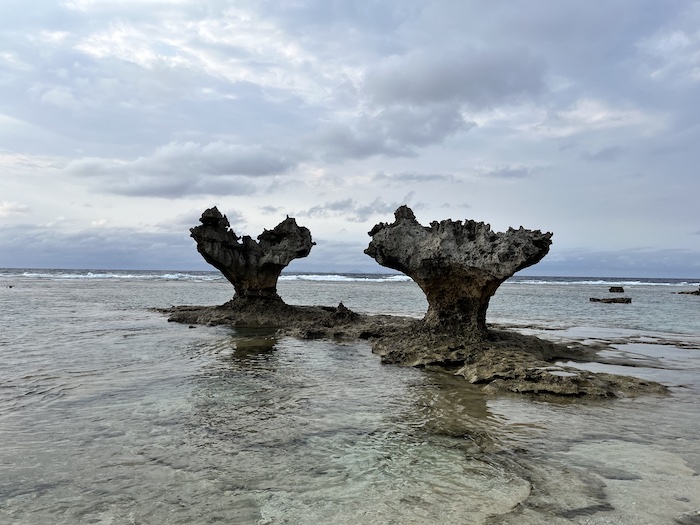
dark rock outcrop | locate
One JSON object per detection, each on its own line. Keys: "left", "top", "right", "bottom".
{"left": 365, "top": 206, "right": 552, "bottom": 337}
{"left": 609, "top": 286, "right": 625, "bottom": 293}
{"left": 590, "top": 297, "right": 632, "bottom": 304}
{"left": 190, "top": 207, "right": 314, "bottom": 306}
{"left": 164, "top": 204, "right": 667, "bottom": 399}
{"left": 676, "top": 288, "right": 700, "bottom": 295}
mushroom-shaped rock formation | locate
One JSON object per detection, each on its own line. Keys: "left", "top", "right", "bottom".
{"left": 190, "top": 207, "right": 314, "bottom": 305}
{"left": 365, "top": 206, "right": 552, "bottom": 337}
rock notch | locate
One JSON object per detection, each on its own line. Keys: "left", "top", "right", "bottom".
{"left": 365, "top": 206, "right": 552, "bottom": 337}
{"left": 190, "top": 207, "right": 314, "bottom": 305}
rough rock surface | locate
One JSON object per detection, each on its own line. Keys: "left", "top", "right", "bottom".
{"left": 370, "top": 323, "right": 667, "bottom": 397}
{"left": 365, "top": 206, "right": 552, "bottom": 337}
{"left": 164, "top": 205, "right": 667, "bottom": 399}
{"left": 676, "top": 288, "right": 700, "bottom": 295}
{"left": 190, "top": 207, "right": 314, "bottom": 305}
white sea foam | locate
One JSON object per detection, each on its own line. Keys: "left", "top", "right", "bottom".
{"left": 507, "top": 277, "right": 699, "bottom": 287}
{"left": 1, "top": 269, "right": 696, "bottom": 287}
{"left": 279, "top": 273, "right": 410, "bottom": 283}
{"left": 3, "top": 270, "right": 223, "bottom": 281}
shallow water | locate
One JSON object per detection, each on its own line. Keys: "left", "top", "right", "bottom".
{"left": 1, "top": 272, "right": 699, "bottom": 523}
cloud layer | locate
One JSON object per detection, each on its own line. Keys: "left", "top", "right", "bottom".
{"left": 1, "top": 1, "right": 699, "bottom": 276}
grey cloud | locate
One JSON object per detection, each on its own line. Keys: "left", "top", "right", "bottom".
{"left": 68, "top": 142, "right": 299, "bottom": 177}
{"left": 440, "top": 202, "right": 471, "bottom": 209}
{"left": 260, "top": 205, "right": 284, "bottom": 215}
{"left": 528, "top": 247, "right": 700, "bottom": 278}
{"left": 302, "top": 199, "right": 356, "bottom": 219}
{"left": 314, "top": 104, "right": 473, "bottom": 160}
{"left": 374, "top": 171, "right": 456, "bottom": 183}
{"left": 155, "top": 208, "right": 246, "bottom": 233}
{"left": 0, "top": 223, "right": 206, "bottom": 270}
{"left": 95, "top": 174, "right": 256, "bottom": 199}
{"left": 64, "top": 141, "right": 299, "bottom": 198}
{"left": 352, "top": 198, "right": 408, "bottom": 223}
{"left": 480, "top": 166, "right": 533, "bottom": 179}
{"left": 296, "top": 195, "right": 415, "bottom": 223}
{"left": 582, "top": 146, "right": 626, "bottom": 162}
{"left": 363, "top": 47, "right": 546, "bottom": 108}
{"left": 293, "top": 239, "right": 389, "bottom": 274}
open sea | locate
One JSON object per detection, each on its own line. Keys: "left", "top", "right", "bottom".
{"left": 1, "top": 268, "right": 699, "bottom": 524}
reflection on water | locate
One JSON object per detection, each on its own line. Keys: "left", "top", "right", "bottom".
{"left": 2, "top": 277, "right": 700, "bottom": 523}
{"left": 0, "top": 317, "right": 532, "bottom": 524}
{"left": 184, "top": 332, "right": 530, "bottom": 524}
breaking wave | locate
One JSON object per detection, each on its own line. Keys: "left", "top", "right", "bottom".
{"left": 0, "top": 269, "right": 696, "bottom": 287}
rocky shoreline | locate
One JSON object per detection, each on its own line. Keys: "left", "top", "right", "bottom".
{"left": 164, "top": 205, "right": 669, "bottom": 399}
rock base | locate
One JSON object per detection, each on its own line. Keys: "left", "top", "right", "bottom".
{"left": 371, "top": 325, "right": 666, "bottom": 397}
{"left": 163, "top": 303, "right": 667, "bottom": 398}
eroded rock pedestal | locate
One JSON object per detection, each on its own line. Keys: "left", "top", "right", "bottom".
{"left": 190, "top": 207, "right": 314, "bottom": 306}
{"left": 365, "top": 206, "right": 552, "bottom": 337}
{"left": 165, "top": 205, "right": 667, "bottom": 399}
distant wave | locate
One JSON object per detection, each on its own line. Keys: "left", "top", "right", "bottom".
{"left": 507, "top": 277, "right": 700, "bottom": 287}
{"left": 0, "top": 269, "right": 223, "bottom": 281}
{"left": 1, "top": 269, "right": 696, "bottom": 287}
{"left": 279, "top": 273, "right": 411, "bottom": 283}
{"left": 0, "top": 269, "right": 410, "bottom": 283}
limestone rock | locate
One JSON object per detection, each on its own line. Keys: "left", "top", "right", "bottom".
{"left": 190, "top": 207, "right": 314, "bottom": 305}
{"left": 365, "top": 206, "right": 552, "bottom": 336}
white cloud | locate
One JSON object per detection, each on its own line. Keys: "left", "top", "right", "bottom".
{"left": 0, "top": 201, "right": 31, "bottom": 217}
{"left": 64, "top": 141, "right": 301, "bottom": 198}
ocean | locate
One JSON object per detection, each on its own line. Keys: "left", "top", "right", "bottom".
{"left": 1, "top": 269, "right": 699, "bottom": 524}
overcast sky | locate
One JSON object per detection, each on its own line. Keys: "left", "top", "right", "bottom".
{"left": 1, "top": 1, "right": 699, "bottom": 277}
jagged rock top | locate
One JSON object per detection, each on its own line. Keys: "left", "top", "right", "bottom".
{"left": 366, "top": 205, "right": 553, "bottom": 280}
{"left": 190, "top": 207, "right": 314, "bottom": 303}
{"left": 365, "top": 205, "right": 553, "bottom": 334}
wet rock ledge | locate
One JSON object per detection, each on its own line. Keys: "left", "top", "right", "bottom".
{"left": 164, "top": 206, "right": 667, "bottom": 399}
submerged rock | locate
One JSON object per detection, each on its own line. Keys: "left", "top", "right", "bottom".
{"left": 609, "top": 286, "right": 625, "bottom": 293}
{"left": 590, "top": 297, "right": 632, "bottom": 304}
{"left": 190, "top": 207, "right": 314, "bottom": 306}
{"left": 365, "top": 206, "right": 552, "bottom": 337}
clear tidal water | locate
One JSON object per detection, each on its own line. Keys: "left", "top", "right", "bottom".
{"left": 1, "top": 270, "right": 699, "bottom": 524}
